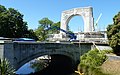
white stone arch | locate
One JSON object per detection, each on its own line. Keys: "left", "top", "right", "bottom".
{"left": 65, "top": 14, "right": 84, "bottom": 32}
{"left": 60, "top": 6, "right": 94, "bottom": 35}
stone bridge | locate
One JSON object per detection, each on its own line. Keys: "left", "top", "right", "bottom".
{"left": 0, "top": 40, "right": 93, "bottom": 70}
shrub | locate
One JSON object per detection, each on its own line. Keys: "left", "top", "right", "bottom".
{"left": 0, "top": 58, "right": 15, "bottom": 75}
{"left": 79, "top": 49, "right": 109, "bottom": 75}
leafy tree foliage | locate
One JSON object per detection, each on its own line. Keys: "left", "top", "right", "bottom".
{"left": 35, "top": 26, "right": 47, "bottom": 41}
{"left": 35, "top": 17, "right": 61, "bottom": 41}
{"left": 30, "top": 59, "right": 48, "bottom": 72}
{"left": 38, "top": 17, "right": 53, "bottom": 29}
{"left": 35, "top": 17, "right": 74, "bottom": 41}
{"left": 107, "top": 12, "right": 120, "bottom": 54}
{"left": 48, "top": 21, "right": 60, "bottom": 34}
{"left": 24, "top": 29, "right": 38, "bottom": 41}
{"left": 0, "top": 5, "right": 29, "bottom": 38}
{"left": 0, "top": 58, "right": 15, "bottom": 75}
{"left": 36, "top": 17, "right": 53, "bottom": 41}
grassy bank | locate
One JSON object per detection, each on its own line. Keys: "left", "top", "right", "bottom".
{"left": 78, "top": 49, "right": 113, "bottom": 75}
{"left": 101, "top": 59, "right": 120, "bottom": 75}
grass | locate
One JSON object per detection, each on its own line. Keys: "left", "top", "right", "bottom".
{"left": 101, "top": 60, "right": 120, "bottom": 75}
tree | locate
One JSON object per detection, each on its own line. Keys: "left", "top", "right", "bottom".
{"left": 107, "top": 12, "right": 120, "bottom": 54}
{"left": 49, "top": 21, "right": 60, "bottom": 34}
{"left": 30, "top": 59, "right": 48, "bottom": 72}
{"left": 0, "top": 5, "right": 28, "bottom": 38}
{"left": 35, "top": 17, "right": 53, "bottom": 41}
{"left": 24, "top": 29, "right": 38, "bottom": 41}
{"left": 38, "top": 17, "right": 53, "bottom": 29}
{"left": 0, "top": 58, "right": 15, "bottom": 75}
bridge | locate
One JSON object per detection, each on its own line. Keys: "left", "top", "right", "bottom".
{"left": 0, "top": 40, "right": 96, "bottom": 70}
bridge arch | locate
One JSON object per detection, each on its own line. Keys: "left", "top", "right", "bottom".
{"left": 60, "top": 6, "right": 94, "bottom": 35}
{"left": 15, "top": 47, "right": 77, "bottom": 71}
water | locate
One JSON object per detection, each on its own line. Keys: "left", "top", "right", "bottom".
{"left": 16, "top": 55, "right": 79, "bottom": 75}
{"left": 16, "top": 62, "right": 79, "bottom": 75}
{"left": 16, "top": 61, "right": 35, "bottom": 74}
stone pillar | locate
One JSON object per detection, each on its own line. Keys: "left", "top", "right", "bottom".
{"left": 0, "top": 41, "right": 5, "bottom": 59}
{"left": 0, "top": 41, "right": 16, "bottom": 69}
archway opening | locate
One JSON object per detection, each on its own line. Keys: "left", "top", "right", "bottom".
{"left": 16, "top": 54, "right": 74, "bottom": 75}
{"left": 68, "top": 16, "right": 84, "bottom": 33}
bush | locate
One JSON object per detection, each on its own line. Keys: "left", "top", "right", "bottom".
{"left": 79, "top": 49, "right": 109, "bottom": 75}
{"left": 0, "top": 58, "right": 15, "bottom": 75}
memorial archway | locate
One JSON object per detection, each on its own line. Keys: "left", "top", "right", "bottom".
{"left": 60, "top": 6, "right": 94, "bottom": 35}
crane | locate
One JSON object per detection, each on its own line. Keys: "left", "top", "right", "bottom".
{"left": 46, "top": 26, "right": 77, "bottom": 40}
{"left": 94, "top": 13, "right": 102, "bottom": 31}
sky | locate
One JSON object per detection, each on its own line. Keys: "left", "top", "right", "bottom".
{"left": 0, "top": 0, "right": 120, "bottom": 32}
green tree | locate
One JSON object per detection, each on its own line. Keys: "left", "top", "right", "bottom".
{"left": 39, "top": 17, "right": 53, "bottom": 29}
{"left": 35, "top": 17, "right": 53, "bottom": 41}
{"left": 0, "top": 58, "right": 15, "bottom": 75}
{"left": 0, "top": 5, "right": 28, "bottom": 38}
{"left": 49, "top": 21, "right": 60, "bottom": 34}
{"left": 24, "top": 29, "right": 38, "bottom": 41}
{"left": 30, "top": 59, "right": 48, "bottom": 72}
{"left": 35, "top": 25, "right": 47, "bottom": 41}
{"left": 107, "top": 12, "right": 120, "bottom": 54}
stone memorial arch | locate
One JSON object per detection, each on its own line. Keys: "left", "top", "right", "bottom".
{"left": 60, "top": 6, "right": 94, "bottom": 35}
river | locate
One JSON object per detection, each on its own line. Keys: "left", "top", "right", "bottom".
{"left": 15, "top": 56, "right": 79, "bottom": 75}
{"left": 16, "top": 61, "right": 79, "bottom": 75}
{"left": 16, "top": 60, "right": 35, "bottom": 74}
